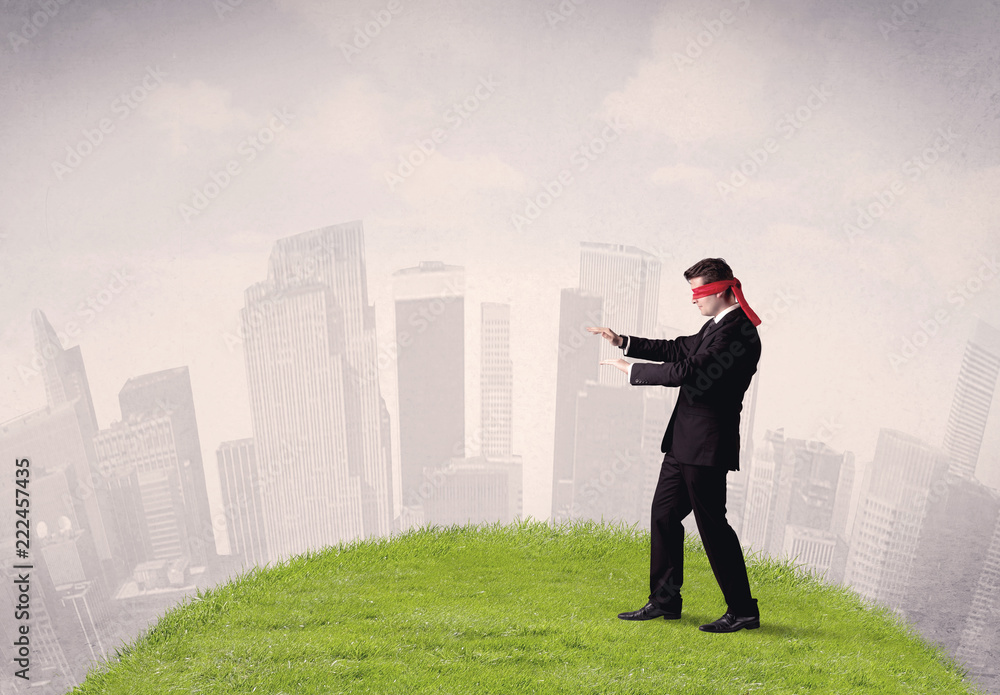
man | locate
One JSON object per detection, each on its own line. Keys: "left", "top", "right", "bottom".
{"left": 587, "top": 257, "right": 762, "bottom": 633}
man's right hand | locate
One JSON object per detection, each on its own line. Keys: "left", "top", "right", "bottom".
{"left": 587, "top": 326, "right": 623, "bottom": 348}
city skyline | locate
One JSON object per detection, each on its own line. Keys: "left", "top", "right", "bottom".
{"left": 3, "top": 227, "right": 1000, "bottom": 690}
{"left": 4, "top": 1, "right": 1000, "bottom": 524}
{"left": 7, "top": 233, "right": 998, "bottom": 531}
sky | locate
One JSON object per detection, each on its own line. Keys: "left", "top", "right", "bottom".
{"left": 2, "top": 0, "right": 999, "bottom": 539}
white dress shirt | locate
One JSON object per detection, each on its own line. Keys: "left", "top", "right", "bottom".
{"left": 623, "top": 302, "right": 741, "bottom": 382}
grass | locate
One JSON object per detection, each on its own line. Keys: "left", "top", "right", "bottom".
{"left": 72, "top": 518, "right": 982, "bottom": 694}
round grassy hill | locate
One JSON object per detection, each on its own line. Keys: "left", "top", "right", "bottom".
{"left": 72, "top": 518, "right": 981, "bottom": 694}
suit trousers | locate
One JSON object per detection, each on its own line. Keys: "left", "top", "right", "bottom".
{"left": 648, "top": 454, "right": 757, "bottom": 616}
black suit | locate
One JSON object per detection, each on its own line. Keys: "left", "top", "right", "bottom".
{"left": 621, "top": 304, "right": 760, "bottom": 616}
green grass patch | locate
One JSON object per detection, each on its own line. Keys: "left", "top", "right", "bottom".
{"left": 73, "top": 518, "right": 982, "bottom": 694}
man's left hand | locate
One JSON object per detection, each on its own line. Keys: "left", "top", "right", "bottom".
{"left": 600, "top": 358, "right": 630, "bottom": 375}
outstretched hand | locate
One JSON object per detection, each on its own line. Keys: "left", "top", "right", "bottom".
{"left": 600, "top": 358, "right": 630, "bottom": 374}
{"left": 586, "top": 326, "right": 623, "bottom": 347}
{"left": 587, "top": 327, "right": 629, "bottom": 374}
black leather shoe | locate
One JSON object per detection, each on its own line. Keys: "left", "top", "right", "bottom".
{"left": 618, "top": 602, "right": 681, "bottom": 621}
{"left": 698, "top": 612, "right": 760, "bottom": 632}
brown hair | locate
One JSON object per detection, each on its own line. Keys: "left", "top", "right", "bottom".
{"left": 684, "top": 258, "right": 735, "bottom": 301}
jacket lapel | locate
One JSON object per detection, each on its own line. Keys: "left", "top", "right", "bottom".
{"left": 698, "top": 305, "right": 744, "bottom": 346}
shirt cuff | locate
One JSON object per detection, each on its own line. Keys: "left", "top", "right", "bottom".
{"left": 627, "top": 361, "right": 634, "bottom": 383}
{"left": 621, "top": 335, "right": 629, "bottom": 354}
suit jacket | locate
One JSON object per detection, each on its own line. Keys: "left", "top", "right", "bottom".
{"left": 622, "top": 306, "right": 760, "bottom": 471}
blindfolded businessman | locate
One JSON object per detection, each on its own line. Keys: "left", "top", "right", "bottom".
{"left": 587, "top": 257, "right": 762, "bottom": 633}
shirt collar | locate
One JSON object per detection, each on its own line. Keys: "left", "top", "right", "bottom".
{"left": 713, "top": 302, "right": 740, "bottom": 323}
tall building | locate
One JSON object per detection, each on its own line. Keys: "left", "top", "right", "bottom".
{"left": 0, "top": 557, "right": 73, "bottom": 692}
{"left": 957, "top": 508, "right": 1000, "bottom": 680}
{"left": 34, "top": 470, "right": 110, "bottom": 679}
{"left": 31, "top": 308, "right": 99, "bottom": 438}
{"left": 943, "top": 319, "right": 1000, "bottom": 480}
{"left": 481, "top": 302, "right": 513, "bottom": 458}
{"left": 421, "top": 456, "right": 522, "bottom": 527}
{"left": 902, "top": 473, "right": 999, "bottom": 660}
{"left": 4, "top": 311, "right": 114, "bottom": 567}
{"left": 739, "top": 429, "right": 854, "bottom": 580}
{"left": 568, "top": 381, "right": 648, "bottom": 524}
{"left": 844, "top": 429, "right": 950, "bottom": 610}
{"left": 243, "top": 222, "right": 395, "bottom": 561}
{"left": 578, "top": 242, "right": 661, "bottom": 387}
{"left": 550, "top": 288, "right": 603, "bottom": 521}
{"left": 0, "top": 402, "right": 114, "bottom": 571}
{"left": 780, "top": 526, "right": 844, "bottom": 580}
{"left": 741, "top": 428, "right": 786, "bottom": 552}
{"left": 93, "top": 414, "right": 193, "bottom": 570}
{"left": 117, "top": 367, "right": 216, "bottom": 566}
{"left": 766, "top": 439, "right": 853, "bottom": 560}
{"left": 393, "top": 261, "right": 464, "bottom": 510}
{"left": 637, "top": 383, "right": 675, "bottom": 519}
{"left": 217, "top": 439, "right": 268, "bottom": 570}
{"left": 551, "top": 242, "right": 661, "bottom": 519}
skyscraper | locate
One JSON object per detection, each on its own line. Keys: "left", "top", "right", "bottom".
{"left": 957, "top": 506, "right": 1000, "bottom": 679}
{"left": 243, "top": 221, "right": 394, "bottom": 562}
{"left": 902, "top": 473, "right": 999, "bottom": 659}
{"left": 569, "top": 381, "right": 647, "bottom": 524}
{"left": 393, "top": 261, "right": 464, "bottom": 511}
{"left": 117, "top": 367, "right": 216, "bottom": 566}
{"left": 481, "top": 302, "right": 513, "bottom": 459}
{"left": 550, "top": 288, "right": 603, "bottom": 521}
{"left": 421, "top": 455, "right": 522, "bottom": 527}
{"left": 578, "top": 242, "right": 661, "bottom": 388}
{"left": 766, "top": 438, "right": 852, "bottom": 559}
{"left": 217, "top": 439, "right": 268, "bottom": 570}
{"left": 844, "top": 429, "right": 950, "bottom": 610}
{"left": 943, "top": 319, "right": 1000, "bottom": 480}
{"left": 31, "top": 308, "right": 99, "bottom": 438}
{"left": 741, "top": 428, "right": 786, "bottom": 552}
{"left": 93, "top": 413, "right": 193, "bottom": 569}
{"left": 15, "top": 311, "right": 114, "bottom": 565}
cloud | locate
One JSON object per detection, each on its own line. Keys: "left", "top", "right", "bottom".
{"left": 650, "top": 163, "right": 717, "bottom": 188}
{"left": 143, "top": 80, "right": 255, "bottom": 157}
{"left": 601, "top": 2, "right": 775, "bottom": 146}
{"left": 285, "top": 76, "right": 432, "bottom": 158}
{"left": 383, "top": 151, "right": 525, "bottom": 232}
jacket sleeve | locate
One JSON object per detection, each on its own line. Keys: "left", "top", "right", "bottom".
{"left": 628, "top": 324, "right": 754, "bottom": 389}
{"left": 623, "top": 332, "right": 703, "bottom": 363}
